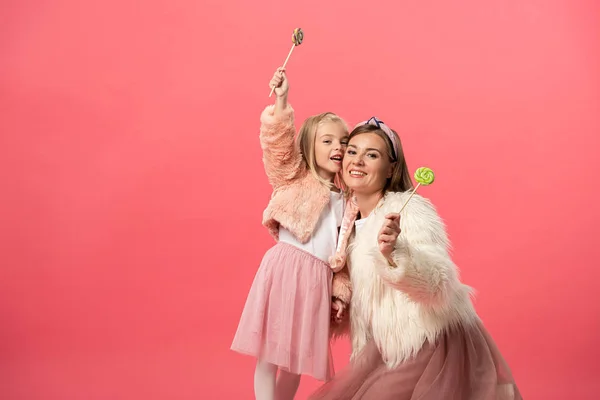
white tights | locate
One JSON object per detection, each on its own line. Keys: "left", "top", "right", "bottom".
{"left": 254, "top": 359, "right": 301, "bottom": 400}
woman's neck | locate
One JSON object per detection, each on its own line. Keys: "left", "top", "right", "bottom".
{"left": 355, "top": 191, "right": 384, "bottom": 219}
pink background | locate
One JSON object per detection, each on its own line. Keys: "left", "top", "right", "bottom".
{"left": 1, "top": 0, "right": 599, "bottom": 398}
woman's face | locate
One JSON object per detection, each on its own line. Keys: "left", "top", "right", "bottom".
{"left": 342, "top": 133, "right": 393, "bottom": 195}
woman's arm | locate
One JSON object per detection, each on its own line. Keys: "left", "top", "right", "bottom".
{"left": 374, "top": 194, "right": 458, "bottom": 307}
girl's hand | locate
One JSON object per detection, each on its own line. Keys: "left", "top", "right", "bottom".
{"left": 269, "top": 67, "right": 289, "bottom": 98}
{"left": 331, "top": 298, "right": 346, "bottom": 324}
{"left": 378, "top": 213, "right": 401, "bottom": 264}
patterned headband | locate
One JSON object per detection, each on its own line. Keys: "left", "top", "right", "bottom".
{"left": 359, "top": 117, "right": 399, "bottom": 161}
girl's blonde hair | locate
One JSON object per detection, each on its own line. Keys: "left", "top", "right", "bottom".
{"left": 297, "top": 112, "right": 349, "bottom": 190}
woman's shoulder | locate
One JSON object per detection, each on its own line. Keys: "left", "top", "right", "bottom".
{"left": 381, "top": 191, "right": 449, "bottom": 245}
{"left": 380, "top": 191, "right": 436, "bottom": 214}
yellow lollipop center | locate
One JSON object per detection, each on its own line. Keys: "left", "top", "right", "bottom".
{"left": 414, "top": 167, "right": 435, "bottom": 185}
{"left": 292, "top": 28, "right": 304, "bottom": 45}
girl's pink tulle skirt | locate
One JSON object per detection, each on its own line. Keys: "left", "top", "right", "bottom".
{"left": 231, "top": 242, "right": 334, "bottom": 381}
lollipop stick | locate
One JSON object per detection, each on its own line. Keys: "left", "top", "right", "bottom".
{"left": 269, "top": 43, "right": 296, "bottom": 97}
{"left": 398, "top": 183, "right": 421, "bottom": 214}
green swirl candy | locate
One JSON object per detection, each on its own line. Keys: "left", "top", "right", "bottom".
{"left": 414, "top": 167, "right": 435, "bottom": 185}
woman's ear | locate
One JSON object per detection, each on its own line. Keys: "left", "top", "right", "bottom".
{"left": 387, "top": 162, "right": 396, "bottom": 179}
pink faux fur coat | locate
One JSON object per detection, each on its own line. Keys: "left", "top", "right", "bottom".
{"left": 259, "top": 104, "right": 333, "bottom": 243}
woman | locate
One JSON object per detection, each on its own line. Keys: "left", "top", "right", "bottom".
{"left": 315, "top": 117, "right": 521, "bottom": 399}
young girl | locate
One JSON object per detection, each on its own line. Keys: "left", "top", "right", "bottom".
{"left": 230, "top": 68, "right": 350, "bottom": 400}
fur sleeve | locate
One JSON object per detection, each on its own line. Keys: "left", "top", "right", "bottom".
{"left": 259, "top": 104, "right": 303, "bottom": 189}
{"left": 372, "top": 193, "right": 458, "bottom": 307}
{"left": 332, "top": 267, "right": 352, "bottom": 304}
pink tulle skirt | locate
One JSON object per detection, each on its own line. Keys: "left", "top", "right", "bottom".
{"left": 230, "top": 242, "right": 334, "bottom": 381}
{"left": 309, "top": 320, "right": 522, "bottom": 400}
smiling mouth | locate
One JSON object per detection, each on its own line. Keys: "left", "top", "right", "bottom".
{"left": 349, "top": 170, "right": 366, "bottom": 177}
{"left": 330, "top": 155, "right": 342, "bottom": 162}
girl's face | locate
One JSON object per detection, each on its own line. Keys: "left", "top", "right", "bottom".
{"left": 343, "top": 133, "right": 393, "bottom": 195}
{"left": 314, "top": 122, "right": 349, "bottom": 181}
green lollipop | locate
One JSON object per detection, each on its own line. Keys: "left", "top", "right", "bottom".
{"left": 414, "top": 167, "right": 435, "bottom": 185}
{"left": 399, "top": 167, "right": 435, "bottom": 213}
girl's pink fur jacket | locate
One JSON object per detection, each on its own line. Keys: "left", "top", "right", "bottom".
{"left": 259, "top": 104, "right": 332, "bottom": 243}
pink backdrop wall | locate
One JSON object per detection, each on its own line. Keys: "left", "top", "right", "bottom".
{"left": 1, "top": 0, "right": 599, "bottom": 398}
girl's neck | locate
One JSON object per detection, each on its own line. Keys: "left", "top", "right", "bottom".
{"left": 316, "top": 168, "right": 339, "bottom": 192}
{"left": 355, "top": 191, "right": 384, "bottom": 219}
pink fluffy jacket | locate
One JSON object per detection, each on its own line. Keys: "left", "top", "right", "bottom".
{"left": 259, "top": 103, "right": 332, "bottom": 243}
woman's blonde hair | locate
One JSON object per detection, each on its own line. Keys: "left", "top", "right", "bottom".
{"left": 297, "top": 112, "right": 349, "bottom": 189}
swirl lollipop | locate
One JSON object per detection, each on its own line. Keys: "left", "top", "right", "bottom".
{"left": 398, "top": 167, "right": 435, "bottom": 213}
{"left": 414, "top": 167, "right": 435, "bottom": 185}
{"left": 292, "top": 28, "right": 304, "bottom": 45}
{"left": 269, "top": 28, "right": 304, "bottom": 97}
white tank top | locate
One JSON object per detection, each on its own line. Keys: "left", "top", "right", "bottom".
{"left": 278, "top": 191, "right": 345, "bottom": 263}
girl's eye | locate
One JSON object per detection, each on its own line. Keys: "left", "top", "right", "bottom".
{"left": 323, "top": 140, "right": 331, "bottom": 144}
